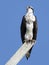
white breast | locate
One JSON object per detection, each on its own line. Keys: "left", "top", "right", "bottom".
{"left": 26, "top": 22, "right": 33, "bottom": 32}
{"left": 24, "top": 10, "right": 35, "bottom": 41}
{"left": 25, "top": 22, "right": 34, "bottom": 41}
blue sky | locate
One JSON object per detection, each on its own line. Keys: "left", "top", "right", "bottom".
{"left": 0, "top": 0, "right": 49, "bottom": 65}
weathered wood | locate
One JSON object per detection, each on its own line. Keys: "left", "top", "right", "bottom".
{"left": 5, "top": 42, "right": 35, "bottom": 65}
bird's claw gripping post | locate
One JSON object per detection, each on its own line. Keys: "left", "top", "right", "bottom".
{"left": 24, "top": 39, "right": 35, "bottom": 44}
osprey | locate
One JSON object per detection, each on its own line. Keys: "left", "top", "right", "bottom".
{"left": 20, "top": 6, "right": 38, "bottom": 60}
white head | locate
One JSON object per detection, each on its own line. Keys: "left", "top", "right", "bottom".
{"left": 25, "top": 6, "right": 35, "bottom": 22}
{"left": 26, "top": 6, "right": 34, "bottom": 13}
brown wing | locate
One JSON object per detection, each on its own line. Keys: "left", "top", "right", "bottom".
{"left": 20, "top": 16, "right": 26, "bottom": 43}
{"left": 33, "top": 16, "right": 38, "bottom": 40}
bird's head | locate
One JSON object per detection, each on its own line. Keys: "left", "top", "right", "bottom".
{"left": 26, "top": 6, "right": 34, "bottom": 13}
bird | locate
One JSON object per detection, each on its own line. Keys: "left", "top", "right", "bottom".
{"left": 20, "top": 6, "right": 38, "bottom": 60}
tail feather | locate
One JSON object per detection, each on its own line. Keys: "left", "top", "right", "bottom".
{"left": 26, "top": 45, "right": 34, "bottom": 60}
{"left": 26, "top": 52, "right": 30, "bottom": 60}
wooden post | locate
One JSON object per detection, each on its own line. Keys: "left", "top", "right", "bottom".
{"left": 5, "top": 42, "right": 35, "bottom": 65}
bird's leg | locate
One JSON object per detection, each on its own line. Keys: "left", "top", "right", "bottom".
{"left": 31, "top": 39, "right": 36, "bottom": 44}
{"left": 24, "top": 39, "right": 35, "bottom": 44}
{"left": 24, "top": 40, "right": 31, "bottom": 44}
